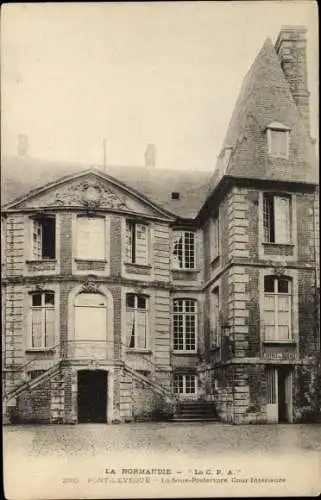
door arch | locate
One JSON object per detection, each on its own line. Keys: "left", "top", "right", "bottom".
{"left": 74, "top": 292, "right": 107, "bottom": 359}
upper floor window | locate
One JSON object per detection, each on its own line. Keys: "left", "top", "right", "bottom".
{"left": 172, "top": 231, "right": 195, "bottom": 269}
{"left": 263, "top": 276, "right": 292, "bottom": 341}
{"left": 126, "top": 294, "right": 149, "bottom": 349}
{"left": 126, "top": 221, "right": 148, "bottom": 265}
{"left": 210, "top": 215, "right": 220, "bottom": 261}
{"left": 77, "top": 216, "right": 105, "bottom": 260}
{"left": 30, "top": 292, "right": 55, "bottom": 349}
{"left": 266, "top": 122, "right": 290, "bottom": 159}
{"left": 173, "top": 299, "right": 197, "bottom": 352}
{"left": 31, "top": 216, "right": 56, "bottom": 260}
{"left": 263, "top": 194, "right": 291, "bottom": 243}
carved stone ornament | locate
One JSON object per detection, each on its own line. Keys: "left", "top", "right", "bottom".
{"left": 273, "top": 266, "right": 285, "bottom": 277}
{"left": 42, "top": 179, "right": 128, "bottom": 210}
{"left": 81, "top": 280, "right": 101, "bottom": 294}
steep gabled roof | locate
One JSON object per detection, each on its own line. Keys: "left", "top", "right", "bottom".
{"left": 209, "top": 37, "right": 318, "bottom": 191}
{"left": 1, "top": 156, "right": 211, "bottom": 218}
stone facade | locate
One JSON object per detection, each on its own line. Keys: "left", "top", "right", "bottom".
{"left": 2, "top": 26, "right": 320, "bottom": 425}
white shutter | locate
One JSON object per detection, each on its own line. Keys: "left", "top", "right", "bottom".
{"left": 274, "top": 197, "right": 290, "bottom": 243}
{"left": 32, "top": 220, "right": 42, "bottom": 259}
{"left": 77, "top": 217, "right": 105, "bottom": 259}
{"left": 172, "top": 232, "right": 183, "bottom": 269}
{"left": 135, "top": 224, "right": 148, "bottom": 265}
{"left": 126, "top": 222, "right": 133, "bottom": 262}
{"left": 137, "top": 310, "right": 147, "bottom": 348}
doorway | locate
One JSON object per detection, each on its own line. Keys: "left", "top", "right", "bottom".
{"left": 266, "top": 366, "right": 292, "bottom": 423}
{"left": 77, "top": 370, "right": 107, "bottom": 423}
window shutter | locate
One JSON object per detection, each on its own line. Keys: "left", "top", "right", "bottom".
{"left": 126, "top": 222, "right": 133, "bottom": 262}
{"left": 77, "top": 218, "right": 105, "bottom": 259}
{"left": 274, "top": 197, "right": 290, "bottom": 243}
{"left": 137, "top": 310, "right": 147, "bottom": 348}
{"left": 172, "top": 232, "right": 183, "bottom": 269}
{"left": 135, "top": 224, "right": 148, "bottom": 265}
{"left": 32, "top": 220, "right": 42, "bottom": 259}
{"left": 45, "top": 308, "right": 55, "bottom": 347}
{"left": 32, "top": 308, "right": 43, "bottom": 347}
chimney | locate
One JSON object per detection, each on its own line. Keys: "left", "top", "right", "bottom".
{"left": 144, "top": 143, "right": 156, "bottom": 167}
{"left": 275, "top": 25, "right": 310, "bottom": 134}
{"left": 17, "top": 134, "right": 29, "bottom": 157}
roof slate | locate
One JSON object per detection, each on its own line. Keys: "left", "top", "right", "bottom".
{"left": 209, "top": 37, "right": 318, "bottom": 192}
{"left": 1, "top": 156, "right": 212, "bottom": 218}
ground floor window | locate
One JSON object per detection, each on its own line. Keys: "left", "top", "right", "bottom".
{"left": 174, "top": 374, "right": 197, "bottom": 395}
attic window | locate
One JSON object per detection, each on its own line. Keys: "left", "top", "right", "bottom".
{"left": 266, "top": 122, "right": 290, "bottom": 159}
{"left": 171, "top": 192, "right": 180, "bottom": 200}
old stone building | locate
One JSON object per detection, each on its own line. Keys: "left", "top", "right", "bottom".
{"left": 2, "top": 26, "right": 319, "bottom": 424}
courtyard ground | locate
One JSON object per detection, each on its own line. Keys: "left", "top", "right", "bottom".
{"left": 3, "top": 422, "right": 321, "bottom": 498}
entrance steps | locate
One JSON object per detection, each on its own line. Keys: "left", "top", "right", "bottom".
{"left": 171, "top": 400, "right": 220, "bottom": 422}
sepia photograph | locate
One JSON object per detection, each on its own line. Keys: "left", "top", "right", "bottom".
{"left": 1, "top": 1, "right": 320, "bottom": 498}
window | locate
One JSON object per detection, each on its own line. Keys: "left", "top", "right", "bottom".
{"left": 31, "top": 216, "right": 56, "bottom": 260}
{"left": 264, "top": 276, "right": 292, "bottom": 341}
{"left": 263, "top": 194, "right": 291, "bottom": 243}
{"left": 174, "top": 374, "right": 197, "bottom": 395}
{"left": 30, "top": 292, "right": 55, "bottom": 348}
{"left": 126, "top": 294, "right": 149, "bottom": 349}
{"left": 211, "top": 215, "right": 220, "bottom": 260}
{"left": 173, "top": 299, "right": 197, "bottom": 351}
{"left": 172, "top": 231, "right": 195, "bottom": 269}
{"left": 126, "top": 222, "right": 148, "bottom": 265}
{"left": 171, "top": 192, "right": 180, "bottom": 200}
{"left": 211, "top": 288, "right": 220, "bottom": 346}
{"left": 77, "top": 216, "right": 105, "bottom": 260}
{"left": 267, "top": 123, "right": 290, "bottom": 158}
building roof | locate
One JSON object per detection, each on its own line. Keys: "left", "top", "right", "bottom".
{"left": 1, "top": 156, "right": 212, "bottom": 218}
{"left": 209, "top": 37, "right": 318, "bottom": 192}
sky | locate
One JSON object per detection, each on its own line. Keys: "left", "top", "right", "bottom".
{"left": 1, "top": 1, "right": 318, "bottom": 172}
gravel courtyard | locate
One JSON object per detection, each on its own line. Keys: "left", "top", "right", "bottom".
{"left": 4, "top": 423, "right": 321, "bottom": 498}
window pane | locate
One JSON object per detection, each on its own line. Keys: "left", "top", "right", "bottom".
{"left": 126, "top": 294, "right": 135, "bottom": 308}
{"left": 263, "top": 196, "right": 274, "bottom": 242}
{"left": 278, "top": 278, "right": 290, "bottom": 294}
{"left": 32, "top": 293, "right": 42, "bottom": 307}
{"left": 264, "top": 276, "right": 275, "bottom": 293}
{"left": 45, "top": 293, "right": 55, "bottom": 305}
{"left": 137, "top": 296, "right": 146, "bottom": 309}
{"left": 184, "top": 232, "right": 195, "bottom": 268}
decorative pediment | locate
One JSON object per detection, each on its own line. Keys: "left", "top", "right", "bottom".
{"left": 7, "top": 170, "right": 175, "bottom": 220}
{"left": 28, "top": 178, "right": 128, "bottom": 210}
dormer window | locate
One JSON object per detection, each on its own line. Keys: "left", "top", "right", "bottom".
{"left": 266, "top": 122, "right": 290, "bottom": 159}
{"left": 171, "top": 192, "right": 180, "bottom": 200}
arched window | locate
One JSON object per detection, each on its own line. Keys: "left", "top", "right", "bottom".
{"left": 74, "top": 293, "right": 107, "bottom": 344}
{"left": 264, "top": 276, "right": 292, "bottom": 341}
{"left": 173, "top": 299, "right": 197, "bottom": 352}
